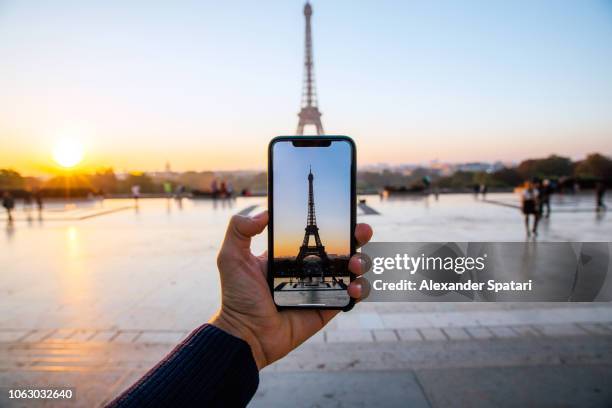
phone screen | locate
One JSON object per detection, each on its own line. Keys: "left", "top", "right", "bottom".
{"left": 270, "top": 138, "right": 354, "bottom": 308}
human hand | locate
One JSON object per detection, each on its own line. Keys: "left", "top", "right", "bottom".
{"left": 210, "top": 211, "right": 373, "bottom": 369}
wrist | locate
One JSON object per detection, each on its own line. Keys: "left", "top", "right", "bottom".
{"left": 210, "top": 310, "right": 267, "bottom": 370}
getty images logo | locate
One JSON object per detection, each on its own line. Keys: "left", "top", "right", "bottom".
{"left": 371, "top": 253, "right": 487, "bottom": 275}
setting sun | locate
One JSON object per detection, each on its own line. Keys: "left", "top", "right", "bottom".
{"left": 52, "top": 139, "right": 84, "bottom": 168}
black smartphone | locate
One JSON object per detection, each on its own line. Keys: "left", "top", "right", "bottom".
{"left": 268, "top": 135, "right": 356, "bottom": 310}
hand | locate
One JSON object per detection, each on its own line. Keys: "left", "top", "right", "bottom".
{"left": 210, "top": 211, "right": 373, "bottom": 369}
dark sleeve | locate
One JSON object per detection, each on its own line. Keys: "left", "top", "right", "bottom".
{"left": 106, "top": 324, "right": 259, "bottom": 408}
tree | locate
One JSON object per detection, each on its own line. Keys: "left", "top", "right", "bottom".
{"left": 491, "top": 167, "right": 522, "bottom": 187}
{"left": 0, "top": 169, "right": 25, "bottom": 189}
{"left": 120, "top": 172, "right": 158, "bottom": 193}
{"left": 89, "top": 168, "right": 118, "bottom": 194}
{"left": 574, "top": 153, "right": 612, "bottom": 180}
{"left": 437, "top": 171, "right": 475, "bottom": 189}
{"left": 517, "top": 155, "right": 572, "bottom": 180}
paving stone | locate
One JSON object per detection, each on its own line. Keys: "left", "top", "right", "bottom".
{"left": 578, "top": 323, "right": 612, "bottom": 335}
{"left": 397, "top": 329, "right": 423, "bottom": 342}
{"left": 0, "top": 330, "right": 30, "bottom": 343}
{"left": 379, "top": 306, "right": 612, "bottom": 330}
{"left": 70, "top": 329, "right": 96, "bottom": 341}
{"left": 326, "top": 330, "right": 373, "bottom": 343}
{"left": 418, "top": 328, "right": 447, "bottom": 341}
{"left": 45, "top": 329, "right": 76, "bottom": 340}
{"left": 112, "top": 332, "right": 139, "bottom": 343}
{"left": 416, "top": 365, "right": 612, "bottom": 408}
{"left": 21, "top": 329, "right": 56, "bottom": 342}
{"left": 535, "top": 324, "right": 588, "bottom": 337}
{"left": 489, "top": 327, "right": 519, "bottom": 338}
{"left": 442, "top": 327, "right": 471, "bottom": 341}
{"left": 372, "top": 329, "right": 399, "bottom": 342}
{"left": 91, "top": 330, "right": 118, "bottom": 342}
{"left": 335, "top": 313, "right": 384, "bottom": 330}
{"left": 466, "top": 327, "right": 495, "bottom": 340}
{"left": 253, "top": 371, "right": 430, "bottom": 408}
{"left": 511, "top": 325, "right": 543, "bottom": 337}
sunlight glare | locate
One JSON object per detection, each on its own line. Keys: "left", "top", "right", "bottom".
{"left": 52, "top": 139, "right": 84, "bottom": 168}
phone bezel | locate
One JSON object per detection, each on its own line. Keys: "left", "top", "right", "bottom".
{"left": 267, "top": 135, "right": 357, "bottom": 311}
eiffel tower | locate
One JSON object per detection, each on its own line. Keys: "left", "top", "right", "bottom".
{"left": 296, "top": 167, "right": 329, "bottom": 263}
{"left": 296, "top": 2, "right": 325, "bottom": 135}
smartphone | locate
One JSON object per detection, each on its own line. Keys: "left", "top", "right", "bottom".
{"left": 268, "top": 135, "right": 356, "bottom": 310}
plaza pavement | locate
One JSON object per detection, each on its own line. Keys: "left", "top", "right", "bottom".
{"left": 1, "top": 194, "right": 611, "bottom": 407}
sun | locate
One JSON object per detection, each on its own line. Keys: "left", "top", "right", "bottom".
{"left": 52, "top": 139, "right": 84, "bottom": 168}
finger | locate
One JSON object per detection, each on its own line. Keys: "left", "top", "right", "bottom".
{"left": 347, "top": 277, "right": 371, "bottom": 301}
{"left": 222, "top": 211, "right": 268, "bottom": 251}
{"left": 348, "top": 253, "right": 372, "bottom": 276}
{"left": 355, "top": 223, "right": 373, "bottom": 248}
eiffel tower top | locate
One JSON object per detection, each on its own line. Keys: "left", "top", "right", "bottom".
{"left": 296, "top": 2, "right": 325, "bottom": 135}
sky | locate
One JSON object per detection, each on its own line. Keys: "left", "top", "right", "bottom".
{"left": 1, "top": 0, "right": 611, "bottom": 175}
{"left": 273, "top": 140, "right": 351, "bottom": 258}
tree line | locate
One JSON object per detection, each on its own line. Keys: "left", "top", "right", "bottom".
{"left": 1, "top": 153, "right": 611, "bottom": 197}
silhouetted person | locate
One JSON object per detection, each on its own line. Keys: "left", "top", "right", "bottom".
{"left": 480, "top": 183, "right": 488, "bottom": 199}
{"left": 174, "top": 184, "right": 185, "bottom": 199}
{"left": 521, "top": 182, "right": 540, "bottom": 237}
{"left": 220, "top": 181, "right": 228, "bottom": 198}
{"left": 163, "top": 182, "right": 173, "bottom": 198}
{"left": 23, "top": 190, "right": 33, "bottom": 211}
{"left": 211, "top": 179, "right": 219, "bottom": 198}
{"left": 34, "top": 190, "right": 44, "bottom": 213}
{"left": 174, "top": 185, "right": 184, "bottom": 210}
{"left": 596, "top": 182, "right": 606, "bottom": 212}
{"left": 131, "top": 185, "right": 141, "bottom": 206}
{"left": 472, "top": 184, "right": 479, "bottom": 197}
{"left": 538, "top": 179, "right": 552, "bottom": 217}
{"left": 2, "top": 192, "right": 15, "bottom": 222}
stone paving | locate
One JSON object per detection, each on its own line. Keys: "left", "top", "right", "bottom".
{"left": 1, "top": 320, "right": 611, "bottom": 406}
{"left": 1, "top": 194, "right": 612, "bottom": 406}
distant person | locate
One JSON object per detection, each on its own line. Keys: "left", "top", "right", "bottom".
{"left": 220, "top": 181, "right": 228, "bottom": 198}
{"left": 211, "top": 179, "right": 219, "bottom": 198}
{"left": 472, "top": 184, "right": 479, "bottom": 197}
{"left": 23, "top": 190, "right": 33, "bottom": 212}
{"left": 131, "top": 185, "right": 141, "bottom": 205}
{"left": 2, "top": 192, "right": 15, "bottom": 222}
{"left": 521, "top": 182, "right": 540, "bottom": 237}
{"left": 480, "top": 183, "right": 488, "bottom": 199}
{"left": 106, "top": 213, "right": 373, "bottom": 407}
{"left": 163, "top": 182, "right": 173, "bottom": 198}
{"left": 227, "top": 182, "right": 234, "bottom": 198}
{"left": 538, "top": 179, "right": 552, "bottom": 217}
{"left": 174, "top": 185, "right": 185, "bottom": 210}
{"left": 34, "top": 189, "right": 44, "bottom": 214}
{"left": 174, "top": 184, "right": 185, "bottom": 199}
{"left": 595, "top": 182, "right": 607, "bottom": 212}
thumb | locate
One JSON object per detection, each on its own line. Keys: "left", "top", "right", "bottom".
{"left": 222, "top": 211, "right": 268, "bottom": 251}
